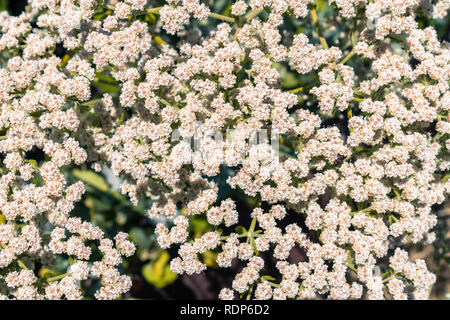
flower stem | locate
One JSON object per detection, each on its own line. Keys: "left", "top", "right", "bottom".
{"left": 246, "top": 9, "right": 263, "bottom": 21}
{"left": 345, "top": 263, "right": 358, "bottom": 273}
{"left": 208, "top": 12, "right": 235, "bottom": 23}
{"left": 339, "top": 50, "right": 355, "bottom": 65}
{"left": 47, "top": 272, "right": 69, "bottom": 282}
{"left": 263, "top": 280, "right": 280, "bottom": 288}
{"left": 153, "top": 35, "right": 167, "bottom": 46}
{"left": 339, "top": 22, "right": 358, "bottom": 64}
{"left": 310, "top": 9, "right": 328, "bottom": 50}
{"left": 348, "top": 105, "right": 353, "bottom": 132}
{"left": 287, "top": 87, "right": 304, "bottom": 94}
{"left": 17, "top": 259, "right": 28, "bottom": 270}
{"left": 79, "top": 98, "right": 102, "bottom": 107}
{"left": 147, "top": 7, "right": 162, "bottom": 15}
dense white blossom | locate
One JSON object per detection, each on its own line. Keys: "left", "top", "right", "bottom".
{"left": 0, "top": 0, "right": 448, "bottom": 300}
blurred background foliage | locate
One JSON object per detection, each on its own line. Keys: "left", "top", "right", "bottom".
{"left": 0, "top": 0, "right": 449, "bottom": 299}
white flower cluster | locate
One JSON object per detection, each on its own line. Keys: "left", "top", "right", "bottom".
{"left": 0, "top": 0, "right": 449, "bottom": 300}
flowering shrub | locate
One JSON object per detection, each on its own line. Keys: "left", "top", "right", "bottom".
{"left": 0, "top": 0, "right": 449, "bottom": 300}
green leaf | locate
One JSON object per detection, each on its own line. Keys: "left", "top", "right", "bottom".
{"left": 97, "top": 82, "right": 120, "bottom": 93}
{"left": 235, "top": 226, "right": 247, "bottom": 234}
{"left": 142, "top": 251, "right": 178, "bottom": 288}
{"left": 191, "top": 216, "right": 213, "bottom": 237}
{"left": 202, "top": 250, "right": 218, "bottom": 268}
{"left": 272, "top": 62, "right": 301, "bottom": 89}
{"left": 72, "top": 169, "right": 109, "bottom": 192}
{"left": 26, "top": 159, "right": 39, "bottom": 169}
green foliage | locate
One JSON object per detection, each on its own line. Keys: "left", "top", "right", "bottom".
{"left": 1, "top": 0, "right": 448, "bottom": 300}
{"left": 191, "top": 216, "right": 214, "bottom": 238}
{"left": 72, "top": 169, "right": 109, "bottom": 192}
{"left": 0, "top": 0, "right": 7, "bottom": 12}
{"left": 142, "top": 251, "right": 178, "bottom": 288}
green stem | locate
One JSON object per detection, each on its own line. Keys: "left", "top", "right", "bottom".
{"left": 248, "top": 217, "right": 257, "bottom": 234}
{"left": 47, "top": 272, "right": 69, "bottom": 282}
{"left": 147, "top": 7, "right": 162, "bottom": 15}
{"left": 17, "top": 259, "right": 28, "bottom": 270}
{"left": 339, "top": 50, "right": 355, "bottom": 65}
{"left": 287, "top": 87, "right": 304, "bottom": 94}
{"left": 246, "top": 284, "right": 254, "bottom": 300}
{"left": 208, "top": 12, "right": 235, "bottom": 23}
{"left": 247, "top": 217, "right": 257, "bottom": 244}
{"left": 246, "top": 9, "right": 263, "bottom": 21}
{"left": 310, "top": 9, "right": 328, "bottom": 50}
{"left": 442, "top": 173, "right": 450, "bottom": 183}
{"left": 348, "top": 105, "right": 353, "bottom": 133}
{"left": 297, "top": 138, "right": 303, "bottom": 154}
{"left": 382, "top": 275, "right": 395, "bottom": 283}
{"left": 107, "top": 5, "right": 162, "bottom": 15}
{"left": 79, "top": 98, "right": 103, "bottom": 107}
{"left": 393, "top": 187, "right": 401, "bottom": 200}
{"left": 339, "top": 21, "right": 358, "bottom": 64}
{"left": 263, "top": 280, "right": 280, "bottom": 288}
{"left": 345, "top": 263, "right": 358, "bottom": 273}
{"left": 349, "top": 207, "right": 372, "bottom": 216}
{"left": 220, "top": 232, "right": 261, "bottom": 240}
